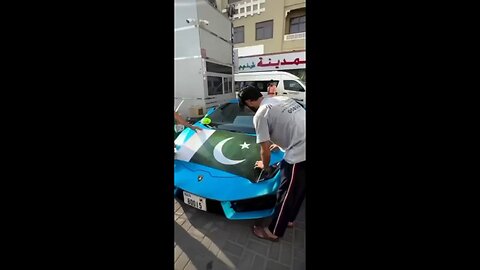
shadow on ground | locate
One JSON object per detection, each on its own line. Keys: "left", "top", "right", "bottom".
{"left": 175, "top": 221, "right": 233, "bottom": 270}
{"left": 175, "top": 198, "right": 306, "bottom": 270}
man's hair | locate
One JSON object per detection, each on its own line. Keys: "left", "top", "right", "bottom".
{"left": 238, "top": 85, "right": 263, "bottom": 108}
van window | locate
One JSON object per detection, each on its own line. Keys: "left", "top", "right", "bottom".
{"left": 235, "top": 80, "right": 278, "bottom": 92}
{"left": 234, "top": 81, "right": 243, "bottom": 92}
{"left": 253, "top": 81, "right": 268, "bottom": 92}
{"left": 284, "top": 80, "right": 305, "bottom": 92}
{"left": 208, "top": 76, "right": 223, "bottom": 95}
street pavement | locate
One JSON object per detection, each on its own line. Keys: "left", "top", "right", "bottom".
{"left": 174, "top": 198, "right": 306, "bottom": 270}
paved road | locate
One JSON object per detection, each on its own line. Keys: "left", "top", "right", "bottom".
{"left": 174, "top": 198, "right": 306, "bottom": 270}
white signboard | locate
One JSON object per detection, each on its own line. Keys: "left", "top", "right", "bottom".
{"left": 237, "top": 45, "right": 264, "bottom": 57}
{"left": 237, "top": 51, "right": 305, "bottom": 73}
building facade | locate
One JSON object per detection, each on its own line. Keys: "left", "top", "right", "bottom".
{"left": 215, "top": 0, "right": 306, "bottom": 81}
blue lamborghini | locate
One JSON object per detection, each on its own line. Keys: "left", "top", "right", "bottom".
{"left": 174, "top": 99, "right": 284, "bottom": 220}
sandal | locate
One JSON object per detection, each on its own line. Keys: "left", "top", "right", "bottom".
{"left": 252, "top": 225, "right": 279, "bottom": 242}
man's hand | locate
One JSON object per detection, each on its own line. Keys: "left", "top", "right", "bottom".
{"left": 254, "top": 160, "right": 273, "bottom": 173}
{"left": 175, "top": 112, "right": 202, "bottom": 133}
{"left": 269, "top": 144, "right": 280, "bottom": 152}
{"left": 189, "top": 125, "right": 203, "bottom": 133}
{"left": 255, "top": 160, "right": 272, "bottom": 173}
{"left": 257, "top": 141, "right": 271, "bottom": 173}
{"left": 254, "top": 160, "right": 265, "bottom": 170}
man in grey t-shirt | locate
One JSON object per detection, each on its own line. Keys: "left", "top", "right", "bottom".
{"left": 238, "top": 85, "right": 306, "bottom": 242}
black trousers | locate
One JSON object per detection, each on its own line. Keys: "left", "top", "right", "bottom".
{"left": 268, "top": 159, "right": 306, "bottom": 237}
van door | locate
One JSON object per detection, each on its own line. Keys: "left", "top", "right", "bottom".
{"left": 281, "top": 79, "right": 306, "bottom": 103}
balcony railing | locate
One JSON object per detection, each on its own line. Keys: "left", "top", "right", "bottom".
{"left": 284, "top": 32, "right": 306, "bottom": 41}
{"left": 222, "top": 0, "right": 266, "bottom": 20}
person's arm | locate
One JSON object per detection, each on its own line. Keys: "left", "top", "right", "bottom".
{"left": 174, "top": 112, "right": 202, "bottom": 131}
{"left": 253, "top": 111, "right": 272, "bottom": 172}
{"left": 255, "top": 141, "right": 272, "bottom": 173}
{"left": 174, "top": 112, "right": 188, "bottom": 126}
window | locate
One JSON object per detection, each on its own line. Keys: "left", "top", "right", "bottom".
{"left": 235, "top": 81, "right": 247, "bottom": 92}
{"left": 235, "top": 81, "right": 278, "bottom": 93}
{"left": 207, "top": 0, "right": 217, "bottom": 8}
{"left": 207, "top": 103, "right": 256, "bottom": 134}
{"left": 233, "top": 26, "right": 244, "bottom": 44}
{"left": 207, "top": 76, "right": 223, "bottom": 95}
{"left": 206, "top": 62, "right": 232, "bottom": 74}
{"left": 290, "top": 15, "right": 305, "bottom": 34}
{"left": 253, "top": 81, "right": 267, "bottom": 92}
{"left": 288, "top": 69, "right": 306, "bottom": 82}
{"left": 224, "top": 77, "right": 233, "bottom": 93}
{"left": 256, "top": 20, "right": 273, "bottom": 40}
{"left": 234, "top": 81, "right": 242, "bottom": 92}
{"left": 284, "top": 80, "right": 305, "bottom": 92}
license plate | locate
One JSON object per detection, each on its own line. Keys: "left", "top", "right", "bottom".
{"left": 183, "top": 191, "right": 207, "bottom": 211}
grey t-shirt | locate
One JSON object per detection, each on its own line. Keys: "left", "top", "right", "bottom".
{"left": 253, "top": 96, "right": 306, "bottom": 164}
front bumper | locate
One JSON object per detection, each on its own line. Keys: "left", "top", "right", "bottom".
{"left": 174, "top": 187, "right": 277, "bottom": 220}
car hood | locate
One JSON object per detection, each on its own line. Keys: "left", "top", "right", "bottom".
{"left": 175, "top": 128, "right": 283, "bottom": 183}
{"left": 174, "top": 128, "right": 284, "bottom": 201}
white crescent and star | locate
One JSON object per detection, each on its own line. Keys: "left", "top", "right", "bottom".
{"left": 213, "top": 138, "right": 250, "bottom": 165}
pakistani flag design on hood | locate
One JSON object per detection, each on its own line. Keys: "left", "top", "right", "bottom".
{"left": 175, "top": 129, "right": 262, "bottom": 182}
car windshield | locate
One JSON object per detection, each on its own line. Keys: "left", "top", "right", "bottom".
{"left": 205, "top": 103, "right": 256, "bottom": 134}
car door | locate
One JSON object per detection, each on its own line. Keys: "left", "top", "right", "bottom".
{"left": 281, "top": 79, "right": 306, "bottom": 103}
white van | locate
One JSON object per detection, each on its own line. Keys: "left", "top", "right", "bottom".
{"left": 234, "top": 71, "right": 306, "bottom": 104}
